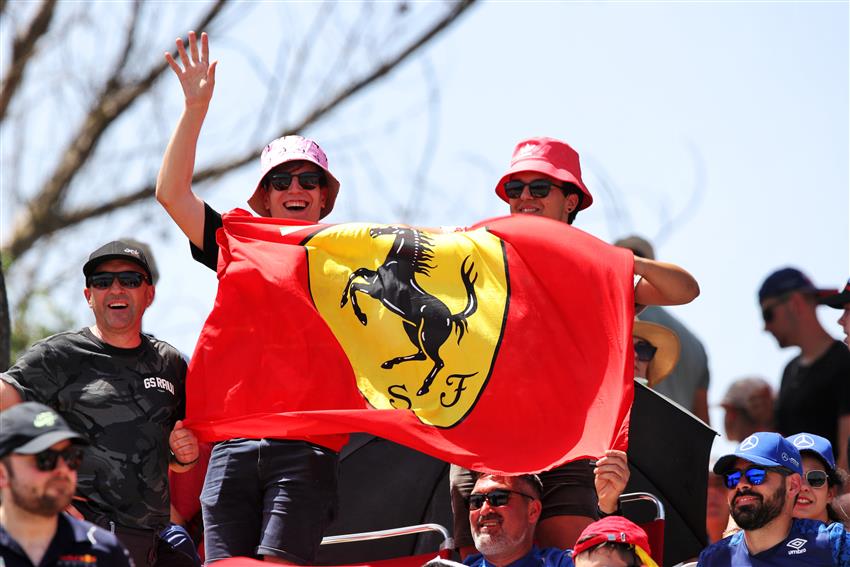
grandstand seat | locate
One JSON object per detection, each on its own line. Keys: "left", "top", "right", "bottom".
{"left": 619, "top": 491, "right": 665, "bottom": 566}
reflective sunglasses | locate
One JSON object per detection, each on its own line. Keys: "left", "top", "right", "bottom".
{"left": 266, "top": 171, "right": 323, "bottom": 191}
{"left": 503, "top": 179, "right": 566, "bottom": 199}
{"left": 723, "top": 466, "right": 790, "bottom": 489}
{"left": 761, "top": 293, "right": 793, "bottom": 323}
{"left": 804, "top": 470, "right": 828, "bottom": 488}
{"left": 87, "top": 271, "right": 150, "bottom": 290}
{"left": 33, "top": 446, "right": 85, "bottom": 472}
{"left": 634, "top": 341, "right": 657, "bottom": 362}
{"left": 467, "top": 489, "right": 534, "bottom": 510}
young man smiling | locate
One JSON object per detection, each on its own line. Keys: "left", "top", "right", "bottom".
{"left": 699, "top": 432, "right": 850, "bottom": 565}
{"left": 0, "top": 241, "right": 197, "bottom": 567}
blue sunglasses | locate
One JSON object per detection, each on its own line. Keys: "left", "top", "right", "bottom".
{"left": 723, "top": 466, "right": 790, "bottom": 489}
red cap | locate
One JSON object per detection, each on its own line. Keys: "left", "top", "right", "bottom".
{"left": 573, "top": 516, "right": 656, "bottom": 566}
{"left": 495, "top": 137, "right": 593, "bottom": 210}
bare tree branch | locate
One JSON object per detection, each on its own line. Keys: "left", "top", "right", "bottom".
{"left": 0, "top": 0, "right": 58, "bottom": 123}
{"left": 5, "top": 0, "right": 229, "bottom": 261}
{"left": 3, "top": 0, "right": 476, "bottom": 261}
{"left": 106, "top": 0, "right": 143, "bottom": 90}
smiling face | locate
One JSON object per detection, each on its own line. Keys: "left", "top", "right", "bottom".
{"left": 0, "top": 440, "right": 77, "bottom": 517}
{"left": 726, "top": 458, "right": 798, "bottom": 530}
{"left": 261, "top": 161, "right": 328, "bottom": 222}
{"left": 793, "top": 454, "right": 834, "bottom": 523}
{"left": 469, "top": 475, "right": 541, "bottom": 565}
{"left": 506, "top": 172, "right": 578, "bottom": 222}
{"left": 84, "top": 259, "right": 153, "bottom": 341}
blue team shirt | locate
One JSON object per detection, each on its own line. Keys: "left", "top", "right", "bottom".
{"left": 464, "top": 546, "right": 574, "bottom": 567}
{"left": 698, "top": 518, "right": 850, "bottom": 566}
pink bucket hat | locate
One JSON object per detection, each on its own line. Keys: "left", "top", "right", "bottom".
{"left": 247, "top": 135, "right": 340, "bottom": 219}
{"left": 494, "top": 136, "right": 593, "bottom": 210}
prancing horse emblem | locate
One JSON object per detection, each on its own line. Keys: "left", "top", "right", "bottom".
{"left": 340, "top": 226, "right": 478, "bottom": 396}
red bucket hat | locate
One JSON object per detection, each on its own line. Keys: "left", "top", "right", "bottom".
{"left": 573, "top": 516, "right": 657, "bottom": 567}
{"left": 247, "top": 135, "right": 340, "bottom": 219}
{"left": 494, "top": 136, "right": 593, "bottom": 210}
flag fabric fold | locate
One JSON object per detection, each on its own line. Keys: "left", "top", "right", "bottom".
{"left": 184, "top": 210, "right": 634, "bottom": 474}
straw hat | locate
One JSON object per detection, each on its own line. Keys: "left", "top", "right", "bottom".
{"left": 633, "top": 320, "right": 680, "bottom": 387}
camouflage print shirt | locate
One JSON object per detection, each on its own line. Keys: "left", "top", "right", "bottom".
{"left": 1, "top": 328, "right": 187, "bottom": 531}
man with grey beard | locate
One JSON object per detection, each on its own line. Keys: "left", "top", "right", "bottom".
{"left": 0, "top": 403, "right": 132, "bottom": 567}
{"left": 699, "top": 432, "right": 850, "bottom": 565}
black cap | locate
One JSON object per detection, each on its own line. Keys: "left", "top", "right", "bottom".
{"left": 757, "top": 267, "right": 834, "bottom": 303}
{"left": 0, "top": 402, "right": 88, "bottom": 457}
{"left": 83, "top": 240, "right": 153, "bottom": 282}
{"left": 819, "top": 279, "right": 850, "bottom": 309}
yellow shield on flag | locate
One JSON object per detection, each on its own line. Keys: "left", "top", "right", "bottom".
{"left": 303, "top": 223, "right": 509, "bottom": 427}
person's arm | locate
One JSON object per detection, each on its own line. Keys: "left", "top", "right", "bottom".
{"left": 169, "top": 419, "right": 200, "bottom": 472}
{"left": 594, "top": 449, "right": 630, "bottom": 515}
{"left": 633, "top": 257, "right": 700, "bottom": 307}
{"left": 0, "top": 378, "right": 23, "bottom": 410}
{"left": 156, "top": 30, "right": 217, "bottom": 250}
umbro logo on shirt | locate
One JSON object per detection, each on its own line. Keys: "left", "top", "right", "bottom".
{"left": 786, "top": 537, "right": 808, "bottom": 555}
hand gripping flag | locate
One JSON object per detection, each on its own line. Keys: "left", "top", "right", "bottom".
{"left": 184, "top": 209, "right": 635, "bottom": 474}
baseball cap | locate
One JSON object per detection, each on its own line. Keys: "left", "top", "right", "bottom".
{"left": 494, "top": 137, "right": 593, "bottom": 210}
{"left": 614, "top": 235, "right": 656, "bottom": 260}
{"left": 786, "top": 433, "right": 836, "bottom": 477}
{"left": 573, "top": 516, "right": 657, "bottom": 567}
{"left": 0, "top": 402, "right": 88, "bottom": 457}
{"left": 713, "top": 432, "right": 802, "bottom": 476}
{"left": 818, "top": 278, "right": 850, "bottom": 309}
{"left": 247, "top": 135, "right": 340, "bottom": 219}
{"left": 82, "top": 240, "right": 153, "bottom": 282}
{"left": 758, "top": 267, "right": 835, "bottom": 303}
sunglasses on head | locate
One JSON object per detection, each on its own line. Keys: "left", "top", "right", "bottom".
{"left": 266, "top": 171, "right": 323, "bottom": 191}
{"left": 33, "top": 445, "right": 85, "bottom": 472}
{"left": 467, "top": 489, "right": 534, "bottom": 510}
{"left": 634, "top": 341, "right": 657, "bottom": 362}
{"left": 87, "top": 271, "right": 150, "bottom": 290}
{"left": 503, "top": 179, "right": 567, "bottom": 199}
{"left": 723, "top": 466, "right": 789, "bottom": 489}
{"left": 804, "top": 470, "right": 828, "bottom": 488}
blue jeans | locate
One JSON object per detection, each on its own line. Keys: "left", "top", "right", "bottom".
{"left": 200, "top": 438, "right": 339, "bottom": 564}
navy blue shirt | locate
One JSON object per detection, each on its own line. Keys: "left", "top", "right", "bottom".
{"left": 464, "top": 546, "right": 574, "bottom": 567}
{"left": 698, "top": 518, "right": 850, "bottom": 566}
{"left": 0, "top": 513, "right": 133, "bottom": 567}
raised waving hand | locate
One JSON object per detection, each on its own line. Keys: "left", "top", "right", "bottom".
{"left": 165, "top": 30, "right": 217, "bottom": 109}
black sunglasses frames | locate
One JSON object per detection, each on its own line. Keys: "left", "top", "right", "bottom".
{"left": 87, "top": 271, "right": 150, "bottom": 290}
{"left": 266, "top": 172, "right": 323, "bottom": 191}
{"left": 467, "top": 489, "right": 534, "bottom": 510}
{"left": 34, "top": 446, "right": 85, "bottom": 472}
{"left": 503, "top": 179, "right": 567, "bottom": 199}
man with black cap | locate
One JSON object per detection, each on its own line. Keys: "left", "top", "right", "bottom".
{"left": 758, "top": 267, "right": 850, "bottom": 471}
{"left": 0, "top": 402, "right": 132, "bottom": 567}
{"left": 0, "top": 240, "right": 198, "bottom": 567}
{"left": 699, "top": 431, "right": 850, "bottom": 565}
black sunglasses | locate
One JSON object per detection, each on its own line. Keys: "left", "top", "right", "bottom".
{"left": 266, "top": 171, "right": 323, "bottom": 191}
{"left": 503, "top": 179, "right": 567, "bottom": 199}
{"left": 805, "top": 470, "right": 828, "bottom": 488}
{"left": 87, "top": 271, "right": 150, "bottom": 290}
{"left": 34, "top": 446, "right": 85, "bottom": 472}
{"left": 761, "top": 293, "right": 793, "bottom": 323}
{"left": 634, "top": 341, "right": 657, "bottom": 362}
{"left": 467, "top": 489, "right": 534, "bottom": 510}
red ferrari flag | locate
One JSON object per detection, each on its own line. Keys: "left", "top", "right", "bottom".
{"left": 184, "top": 210, "right": 635, "bottom": 474}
